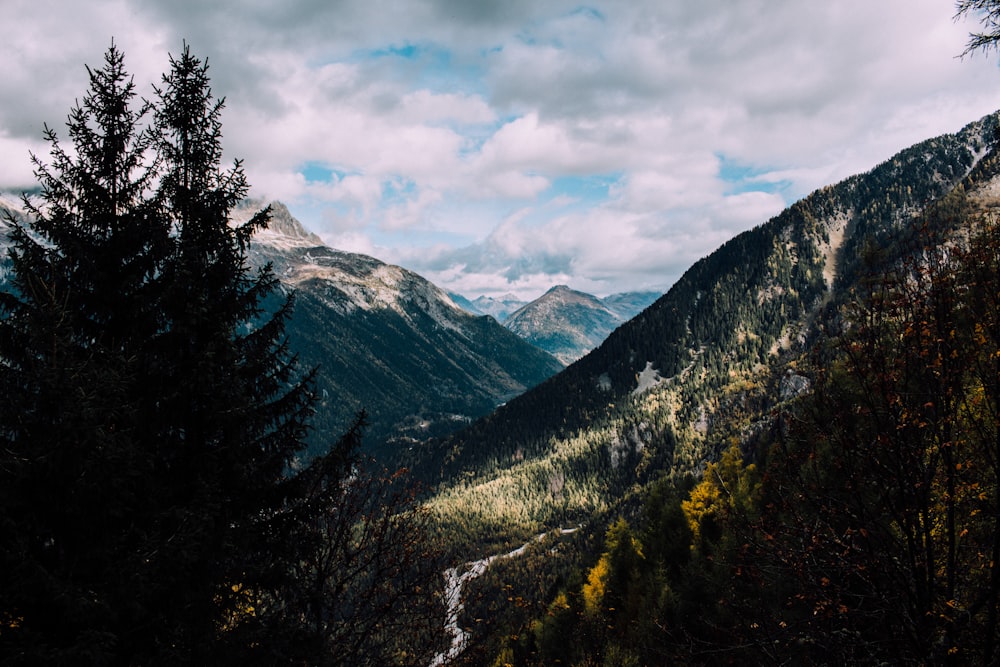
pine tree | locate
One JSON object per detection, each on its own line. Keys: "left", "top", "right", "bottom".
{"left": 0, "top": 44, "right": 172, "bottom": 663}
{"left": 125, "top": 44, "right": 325, "bottom": 662}
{"left": 0, "top": 43, "right": 445, "bottom": 666}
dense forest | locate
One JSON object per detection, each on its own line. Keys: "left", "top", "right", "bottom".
{"left": 417, "top": 107, "right": 1000, "bottom": 666}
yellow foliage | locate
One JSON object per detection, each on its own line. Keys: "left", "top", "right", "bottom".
{"left": 681, "top": 443, "right": 759, "bottom": 549}
{"left": 490, "top": 645, "right": 515, "bottom": 667}
{"left": 1, "top": 611, "right": 24, "bottom": 632}
{"left": 549, "top": 591, "right": 570, "bottom": 614}
{"left": 582, "top": 554, "right": 610, "bottom": 616}
{"left": 682, "top": 471, "right": 722, "bottom": 546}
{"left": 217, "top": 582, "right": 257, "bottom": 633}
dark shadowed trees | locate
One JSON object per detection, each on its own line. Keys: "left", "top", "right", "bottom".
{"left": 741, "top": 201, "right": 1000, "bottom": 664}
{"left": 958, "top": 0, "right": 1000, "bottom": 55}
{"left": 0, "top": 44, "right": 442, "bottom": 665}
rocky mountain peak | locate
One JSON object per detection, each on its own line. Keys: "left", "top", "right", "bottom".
{"left": 242, "top": 200, "right": 325, "bottom": 250}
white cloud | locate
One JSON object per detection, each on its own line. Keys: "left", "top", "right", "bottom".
{"left": 0, "top": 133, "right": 45, "bottom": 190}
{"left": 3, "top": 0, "right": 1000, "bottom": 299}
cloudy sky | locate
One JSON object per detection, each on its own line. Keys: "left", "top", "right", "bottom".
{"left": 3, "top": 1, "right": 1000, "bottom": 299}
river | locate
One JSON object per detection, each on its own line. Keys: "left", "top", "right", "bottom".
{"left": 429, "top": 526, "right": 580, "bottom": 667}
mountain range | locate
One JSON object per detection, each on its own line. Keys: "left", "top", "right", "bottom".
{"left": 458, "top": 293, "right": 527, "bottom": 322}
{"left": 5, "top": 111, "right": 995, "bottom": 484}
{"left": 453, "top": 286, "right": 659, "bottom": 364}
{"left": 0, "top": 194, "right": 653, "bottom": 461}
{"left": 0, "top": 197, "right": 564, "bottom": 460}
{"left": 241, "top": 202, "right": 565, "bottom": 459}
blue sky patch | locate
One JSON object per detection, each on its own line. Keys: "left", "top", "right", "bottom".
{"left": 547, "top": 172, "right": 621, "bottom": 205}
{"left": 300, "top": 162, "right": 353, "bottom": 184}
{"left": 717, "top": 154, "right": 791, "bottom": 196}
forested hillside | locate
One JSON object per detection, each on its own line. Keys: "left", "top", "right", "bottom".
{"left": 420, "top": 112, "right": 1000, "bottom": 664}
{"left": 489, "top": 148, "right": 1000, "bottom": 666}
{"left": 423, "top": 113, "right": 996, "bottom": 496}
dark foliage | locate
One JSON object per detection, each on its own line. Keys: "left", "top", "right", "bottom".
{"left": 0, "top": 45, "right": 442, "bottom": 665}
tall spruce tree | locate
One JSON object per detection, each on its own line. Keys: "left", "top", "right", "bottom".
{"left": 135, "top": 45, "right": 323, "bottom": 662}
{"left": 0, "top": 44, "right": 172, "bottom": 664}
{"left": 0, "top": 44, "right": 444, "bottom": 666}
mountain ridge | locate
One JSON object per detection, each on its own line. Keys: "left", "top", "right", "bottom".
{"left": 420, "top": 110, "right": 1000, "bottom": 549}
{"left": 504, "top": 285, "right": 632, "bottom": 364}
{"left": 0, "top": 196, "right": 565, "bottom": 460}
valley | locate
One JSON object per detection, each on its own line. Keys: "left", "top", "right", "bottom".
{"left": 6, "top": 8, "right": 1000, "bottom": 663}
{"left": 6, "top": 112, "right": 999, "bottom": 662}
{"left": 409, "top": 111, "right": 1000, "bottom": 663}
{"left": 5, "top": 111, "right": 1000, "bottom": 662}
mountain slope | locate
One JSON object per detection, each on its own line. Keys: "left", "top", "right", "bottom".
{"left": 242, "top": 203, "right": 564, "bottom": 459}
{"left": 504, "top": 285, "right": 627, "bottom": 364}
{"left": 0, "top": 198, "right": 563, "bottom": 461}
{"left": 422, "top": 111, "right": 1000, "bottom": 547}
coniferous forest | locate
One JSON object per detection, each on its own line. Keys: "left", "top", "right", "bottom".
{"left": 0, "top": 46, "right": 445, "bottom": 665}
{"left": 6, "top": 4, "right": 1000, "bottom": 666}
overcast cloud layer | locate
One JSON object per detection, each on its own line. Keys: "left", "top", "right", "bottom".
{"left": 3, "top": 1, "right": 1000, "bottom": 299}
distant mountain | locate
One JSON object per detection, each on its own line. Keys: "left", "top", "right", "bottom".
{"left": 601, "top": 290, "right": 661, "bottom": 318}
{"left": 469, "top": 294, "right": 527, "bottom": 322}
{"left": 504, "top": 285, "right": 659, "bottom": 364}
{"left": 452, "top": 286, "right": 660, "bottom": 363}
{"left": 447, "top": 292, "right": 483, "bottom": 315}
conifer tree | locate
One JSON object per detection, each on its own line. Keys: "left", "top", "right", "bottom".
{"left": 0, "top": 44, "right": 172, "bottom": 664}
{"left": 958, "top": 0, "right": 1000, "bottom": 55}
{"left": 0, "top": 43, "right": 444, "bottom": 666}
{"left": 136, "top": 44, "right": 323, "bottom": 662}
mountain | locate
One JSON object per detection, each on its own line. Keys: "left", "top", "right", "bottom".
{"left": 0, "top": 197, "right": 564, "bottom": 461}
{"left": 503, "top": 285, "right": 636, "bottom": 364}
{"left": 469, "top": 293, "right": 527, "bottom": 322}
{"left": 421, "top": 111, "right": 1000, "bottom": 547}
{"left": 454, "top": 286, "right": 659, "bottom": 363}
{"left": 240, "top": 203, "right": 564, "bottom": 459}
{"left": 601, "top": 290, "right": 660, "bottom": 317}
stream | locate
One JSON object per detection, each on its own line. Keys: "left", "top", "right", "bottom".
{"left": 429, "top": 526, "right": 580, "bottom": 667}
